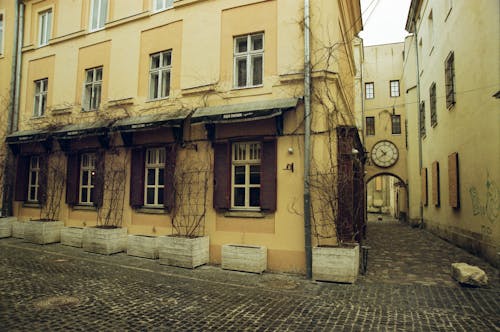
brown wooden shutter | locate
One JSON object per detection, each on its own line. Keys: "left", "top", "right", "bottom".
{"left": 421, "top": 168, "right": 428, "bottom": 207}
{"left": 66, "top": 153, "right": 79, "bottom": 205}
{"left": 448, "top": 152, "right": 460, "bottom": 208}
{"left": 432, "top": 161, "right": 440, "bottom": 207}
{"left": 93, "top": 151, "right": 105, "bottom": 208}
{"left": 164, "top": 144, "right": 177, "bottom": 212}
{"left": 130, "top": 148, "right": 145, "bottom": 208}
{"left": 213, "top": 142, "right": 230, "bottom": 210}
{"left": 260, "top": 139, "right": 277, "bottom": 212}
{"left": 38, "top": 155, "right": 49, "bottom": 205}
{"left": 14, "top": 156, "right": 30, "bottom": 201}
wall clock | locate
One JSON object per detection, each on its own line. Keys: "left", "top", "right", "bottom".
{"left": 371, "top": 140, "right": 399, "bottom": 168}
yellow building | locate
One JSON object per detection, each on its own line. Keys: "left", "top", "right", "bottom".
{"left": 404, "top": 0, "right": 499, "bottom": 267}
{"left": 1, "top": 0, "right": 364, "bottom": 275}
{"left": 362, "top": 42, "right": 408, "bottom": 220}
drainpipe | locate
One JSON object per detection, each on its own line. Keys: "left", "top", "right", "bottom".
{"left": 12, "top": 1, "right": 24, "bottom": 132}
{"left": 2, "top": 1, "right": 23, "bottom": 216}
{"left": 303, "top": 0, "right": 313, "bottom": 279}
{"left": 413, "top": 18, "right": 424, "bottom": 227}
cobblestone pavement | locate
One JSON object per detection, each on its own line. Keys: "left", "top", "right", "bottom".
{"left": 0, "top": 219, "right": 498, "bottom": 331}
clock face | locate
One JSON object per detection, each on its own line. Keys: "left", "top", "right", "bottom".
{"left": 371, "top": 140, "right": 399, "bottom": 168}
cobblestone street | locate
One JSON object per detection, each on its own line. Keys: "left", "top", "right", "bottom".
{"left": 0, "top": 218, "right": 498, "bottom": 331}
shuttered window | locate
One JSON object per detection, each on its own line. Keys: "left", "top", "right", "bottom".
{"left": 15, "top": 155, "right": 47, "bottom": 203}
{"left": 66, "top": 152, "right": 104, "bottom": 207}
{"left": 130, "top": 146, "right": 176, "bottom": 211}
{"left": 445, "top": 51, "right": 455, "bottom": 108}
{"left": 214, "top": 140, "right": 276, "bottom": 212}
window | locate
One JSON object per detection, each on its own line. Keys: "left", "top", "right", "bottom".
{"left": 28, "top": 156, "right": 40, "bottom": 202}
{"left": 428, "top": 10, "right": 434, "bottom": 52}
{"left": 89, "top": 0, "right": 108, "bottom": 31}
{"left": 144, "top": 148, "right": 166, "bottom": 207}
{"left": 78, "top": 153, "right": 96, "bottom": 204}
{"left": 38, "top": 9, "right": 52, "bottom": 46}
{"left": 153, "top": 0, "right": 173, "bottom": 11}
{"left": 365, "top": 82, "right": 374, "bottom": 99}
{"left": 445, "top": 51, "right": 455, "bottom": 108}
{"left": 149, "top": 50, "right": 171, "bottom": 100}
{"left": 231, "top": 142, "right": 261, "bottom": 210}
{"left": 0, "top": 14, "right": 4, "bottom": 55}
{"left": 391, "top": 115, "right": 401, "bottom": 135}
{"left": 430, "top": 83, "right": 437, "bottom": 126}
{"left": 390, "top": 80, "right": 400, "bottom": 97}
{"left": 33, "top": 78, "right": 48, "bottom": 117}
{"left": 234, "top": 33, "right": 264, "bottom": 88}
{"left": 83, "top": 67, "right": 102, "bottom": 111}
{"left": 419, "top": 101, "right": 426, "bottom": 137}
{"left": 213, "top": 140, "right": 276, "bottom": 212}
{"left": 365, "top": 117, "right": 375, "bottom": 136}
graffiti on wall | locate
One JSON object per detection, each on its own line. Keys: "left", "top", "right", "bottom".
{"left": 469, "top": 172, "right": 499, "bottom": 223}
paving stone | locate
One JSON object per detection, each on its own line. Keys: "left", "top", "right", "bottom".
{"left": 0, "top": 217, "right": 498, "bottom": 331}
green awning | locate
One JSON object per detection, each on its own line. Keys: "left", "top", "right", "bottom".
{"left": 111, "top": 109, "right": 190, "bottom": 132}
{"left": 191, "top": 98, "right": 299, "bottom": 124}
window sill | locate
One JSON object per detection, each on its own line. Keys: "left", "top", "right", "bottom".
{"left": 135, "top": 207, "right": 169, "bottom": 214}
{"left": 23, "top": 202, "right": 41, "bottom": 209}
{"left": 232, "top": 84, "right": 263, "bottom": 91}
{"left": 151, "top": 7, "right": 174, "bottom": 16}
{"left": 146, "top": 96, "right": 170, "bottom": 103}
{"left": 224, "top": 210, "right": 265, "bottom": 218}
{"left": 72, "top": 204, "right": 97, "bottom": 211}
{"left": 88, "top": 27, "right": 105, "bottom": 33}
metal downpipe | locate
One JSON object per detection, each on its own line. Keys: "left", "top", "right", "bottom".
{"left": 303, "top": 0, "right": 312, "bottom": 279}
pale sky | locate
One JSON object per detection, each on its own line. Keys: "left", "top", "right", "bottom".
{"left": 359, "top": 0, "right": 412, "bottom": 46}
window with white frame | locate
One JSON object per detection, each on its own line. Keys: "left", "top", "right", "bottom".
{"left": 231, "top": 142, "right": 261, "bottom": 210}
{"left": 144, "top": 148, "right": 165, "bottom": 206}
{"left": 38, "top": 9, "right": 52, "bottom": 46}
{"left": 365, "top": 82, "right": 374, "bottom": 99}
{"left": 153, "top": 0, "right": 174, "bottom": 11}
{"left": 89, "top": 0, "right": 108, "bottom": 31}
{"left": 33, "top": 78, "right": 48, "bottom": 117}
{"left": 390, "top": 80, "right": 400, "bottom": 97}
{"left": 149, "top": 50, "right": 171, "bottom": 100}
{"left": 79, "top": 153, "right": 96, "bottom": 204}
{"left": 234, "top": 33, "right": 264, "bottom": 88}
{"left": 83, "top": 66, "right": 102, "bottom": 111}
{"left": 0, "top": 14, "right": 4, "bottom": 55}
{"left": 28, "top": 156, "right": 40, "bottom": 202}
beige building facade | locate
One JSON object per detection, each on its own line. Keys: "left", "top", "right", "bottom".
{"left": 0, "top": 0, "right": 364, "bottom": 274}
{"left": 362, "top": 43, "right": 408, "bottom": 220}
{"left": 404, "top": 0, "right": 499, "bottom": 267}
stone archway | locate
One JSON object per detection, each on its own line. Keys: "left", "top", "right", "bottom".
{"left": 366, "top": 172, "right": 408, "bottom": 221}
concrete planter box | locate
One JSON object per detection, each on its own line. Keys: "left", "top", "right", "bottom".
{"left": 24, "top": 220, "right": 63, "bottom": 245}
{"left": 127, "top": 235, "right": 159, "bottom": 259}
{"left": 221, "top": 244, "right": 267, "bottom": 274}
{"left": 61, "top": 227, "right": 84, "bottom": 248}
{"left": 312, "top": 243, "right": 360, "bottom": 283}
{"left": 12, "top": 221, "right": 25, "bottom": 239}
{"left": 0, "top": 217, "right": 17, "bottom": 238}
{"left": 82, "top": 227, "right": 127, "bottom": 255}
{"left": 158, "top": 235, "right": 209, "bottom": 269}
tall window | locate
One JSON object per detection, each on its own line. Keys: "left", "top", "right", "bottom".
{"left": 38, "top": 9, "right": 52, "bottom": 46}
{"left": 83, "top": 67, "right": 102, "bottom": 111}
{"left": 90, "top": 0, "right": 108, "bottom": 31}
{"left": 390, "top": 80, "right": 400, "bottom": 97}
{"left": 28, "top": 156, "right": 40, "bottom": 202}
{"left": 153, "top": 0, "right": 174, "bottom": 11}
{"left": 445, "top": 51, "right": 455, "bottom": 108}
{"left": 232, "top": 142, "right": 261, "bottom": 210}
{"left": 419, "top": 101, "right": 426, "bottom": 137}
{"left": 365, "top": 82, "right": 374, "bottom": 99}
{"left": 79, "top": 153, "right": 96, "bottom": 204}
{"left": 430, "top": 83, "right": 437, "bottom": 126}
{"left": 365, "top": 116, "right": 375, "bottom": 136}
{"left": 149, "top": 50, "right": 171, "bottom": 100}
{"left": 391, "top": 115, "right": 401, "bottom": 135}
{"left": 234, "top": 33, "right": 264, "bottom": 88}
{"left": 144, "top": 148, "right": 165, "bottom": 206}
{"left": 0, "top": 14, "right": 4, "bottom": 55}
{"left": 33, "top": 78, "right": 48, "bottom": 117}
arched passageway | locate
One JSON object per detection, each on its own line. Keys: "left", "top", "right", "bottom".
{"left": 366, "top": 173, "right": 407, "bottom": 222}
